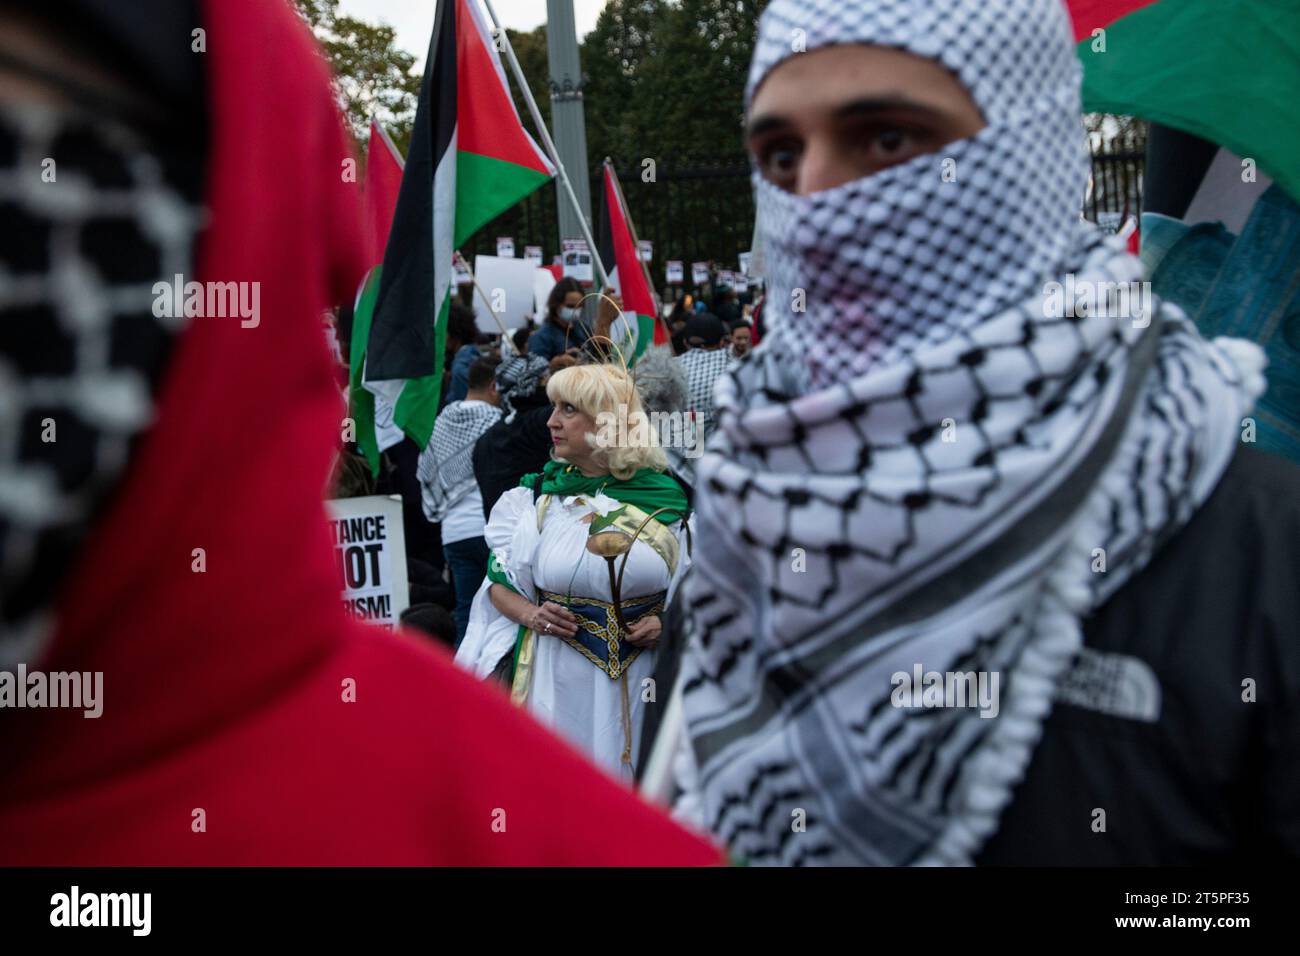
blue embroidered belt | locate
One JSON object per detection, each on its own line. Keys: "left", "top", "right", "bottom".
{"left": 538, "top": 588, "right": 666, "bottom": 680}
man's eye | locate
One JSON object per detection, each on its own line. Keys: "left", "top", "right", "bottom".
{"left": 756, "top": 141, "right": 801, "bottom": 180}
{"left": 876, "top": 128, "right": 908, "bottom": 154}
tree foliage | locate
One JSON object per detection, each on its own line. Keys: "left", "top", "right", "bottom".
{"left": 293, "top": 0, "right": 421, "bottom": 153}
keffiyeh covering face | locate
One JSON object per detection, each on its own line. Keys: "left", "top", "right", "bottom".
{"left": 675, "top": 0, "right": 1267, "bottom": 865}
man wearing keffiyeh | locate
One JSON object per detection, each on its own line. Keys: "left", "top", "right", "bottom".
{"left": 418, "top": 357, "right": 503, "bottom": 645}
{"left": 654, "top": 0, "right": 1300, "bottom": 865}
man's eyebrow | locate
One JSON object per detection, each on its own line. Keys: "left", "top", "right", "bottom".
{"left": 745, "top": 113, "right": 791, "bottom": 141}
{"left": 832, "top": 96, "right": 949, "bottom": 121}
{"left": 747, "top": 96, "right": 951, "bottom": 141}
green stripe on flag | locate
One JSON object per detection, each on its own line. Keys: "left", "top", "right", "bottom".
{"left": 394, "top": 293, "right": 450, "bottom": 449}
{"left": 455, "top": 150, "right": 553, "bottom": 246}
{"left": 634, "top": 313, "right": 656, "bottom": 364}
{"left": 349, "top": 267, "right": 382, "bottom": 476}
{"left": 1077, "top": 0, "right": 1300, "bottom": 203}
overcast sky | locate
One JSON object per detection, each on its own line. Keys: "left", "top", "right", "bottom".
{"left": 337, "top": 0, "right": 611, "bottom": 69}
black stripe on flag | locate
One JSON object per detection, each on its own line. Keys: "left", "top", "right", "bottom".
{"left": 365, "top": 0, "right": 457, "bottom": 381}
{"left": 597, "top": 165, "right": 616, "bottom": 292}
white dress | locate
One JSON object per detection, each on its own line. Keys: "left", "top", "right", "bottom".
{"left": 456, "top": 485, "right": 691, "bottom": 777}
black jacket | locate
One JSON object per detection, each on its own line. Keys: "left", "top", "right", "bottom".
{"left": 980, "top": 447, "right": 1300, "bottom": 864}
{"left": 473, "top": 406, "right": 553, "bottom": 521}
{"left": 646, "top": 448, "right": 1300, "bottom": 864}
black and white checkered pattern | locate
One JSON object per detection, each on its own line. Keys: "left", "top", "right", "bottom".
{"left": 676, "top": 346, "right": 733, "bottom": 442}
{"left": 417, "top": 399, "right": 502, "bottom": 522}
{"left": 495, "top": 352, "right": 548, "bottom": 421}
{"left": 749, "top": 0, "right": 1090, "bottom": 393}
{"left": 674, "top": 0, "right": 1268, "bottom": 866}
{"left": 0, "top": 104, "right": 198, "bottom": 665}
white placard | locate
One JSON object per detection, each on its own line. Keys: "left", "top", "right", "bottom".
{"left": 496, "top": 237, "right": 515, "bottom": 258}
{"left": 533, "top": 266, "right": 557, "bottom": 321}
{"left": 326, "top": 495, "right": 409, "bottom": 629}
{"left": 452, "top": 256, "right": 473, "bottom": 286}
{"left": 691, "top": 261, "right": 710, "bottom": 285}
{"left": 637, "top": 239, "right": 653, "bottom": 262}
{"left": 561, "top": 239, "right": 593, "bottom": 284}
{"left": 666, "top": 260, "right": 684, "bottom": 284}
{"left": 738, "top": 251, "right": 752, "bottom": 275}
{"left": 734, "top": 274, "right": 749, "bottom": 292}
{"left": 473, "top": 254, "right": 542, "bottom": 330}
{"left": 719, "top": 270, "right": 735, "bottom": 288}
{"left": 524, "top": 245, "right": 543, "bottom": 265}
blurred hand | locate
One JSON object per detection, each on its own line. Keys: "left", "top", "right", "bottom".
{"left": 624, "top": 614, "right": 661, "bottom": 649}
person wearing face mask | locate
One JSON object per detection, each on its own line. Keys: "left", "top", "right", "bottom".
{"left": 528, "top": 276, "right": 590, "bottom": 362}
{"left": 647, "top": 0, "right": 1300, "bottom": 866}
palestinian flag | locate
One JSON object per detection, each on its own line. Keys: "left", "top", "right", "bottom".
{"left": 1069, "top": 0, "right": 1300, "bottom": 204}
{"left": 348, "top": 121, "right": 405, "bottom": 473}
{"left": 598, "top": 161, "right": 664, "bottom": 363}
{"left": 362, "top": 0, "right": 555, "bottom": 448}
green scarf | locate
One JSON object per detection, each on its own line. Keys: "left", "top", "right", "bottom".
{"left": 519, "top": 460, "right": 689, "bottom": 525}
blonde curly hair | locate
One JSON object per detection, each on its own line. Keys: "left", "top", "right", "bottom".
{"left": 547, "top": 363, "right": 668, "bottom": 479}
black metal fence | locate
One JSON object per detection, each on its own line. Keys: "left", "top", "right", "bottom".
{"left": 1086, "top": 131, "right": 1146, "bottom": 225}
{"left": 461, "top": 134, "right": 1146, "bottom": 296}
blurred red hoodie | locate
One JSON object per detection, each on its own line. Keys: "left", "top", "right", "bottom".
{"left": 0, "top": 0, "right": 721, "bottom": 867}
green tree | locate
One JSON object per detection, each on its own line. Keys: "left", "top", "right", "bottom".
{"left": 586, "top": 0, "right": 766, "bottom": 167}
{"left": 505, "top": 26, "right": 553, "bottom": 134}
{"left": 581, "top": 0, "right": 671, "bottom": 168}
{"left": 293, "top": 0, "right": 421, "bottom": 153}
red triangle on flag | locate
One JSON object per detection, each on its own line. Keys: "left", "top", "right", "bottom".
{"left": 362, "top": 120, "right": 404, "bottom": 267}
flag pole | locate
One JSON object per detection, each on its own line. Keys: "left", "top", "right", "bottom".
{"left": 453, "top": 250, "right": 513, "bottom": 340}
{"left": 603, "top": 158, "right": 673, "bottom": 344}
{"left": 479, "top": 0, "right": 610, "bottom": 290}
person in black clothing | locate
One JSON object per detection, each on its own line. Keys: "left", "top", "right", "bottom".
{"left": 473, "top": 353, "right": 553, "bottom": 520}
{"left": 712, "top": 286, "right": 742, "bottom": 326}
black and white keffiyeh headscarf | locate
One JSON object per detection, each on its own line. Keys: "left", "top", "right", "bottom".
{"left": 495, "top": 352, "right": 549, "bottom": 421}
{"left": 1, "top": 103, "right": 198, "bottom": 668}
{"left": 417, "top": 399, "right": 502, "bottom": 522}
{"left": 673, "top": 0, "right": 1267, "bottom": 866}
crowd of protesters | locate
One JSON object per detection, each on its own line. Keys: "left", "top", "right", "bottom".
{"left": 3, "top": 0, "right": 1297, "bottom": 870}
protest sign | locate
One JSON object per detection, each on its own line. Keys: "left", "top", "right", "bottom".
{"left": 561, "top": 239, "right": 593, "bottom": 284}
{"left": 666, "top": 260, "right": 683, "bottom": 283}
{"left": 637, "top": 239, "right": 653, "bottom": 262}
{"left": 739, "top": 251, "right": 752, "bottom": 275}
{"left": 533, "top": 266, "right": 557, "bottom": 321}
{"left": 452, "top": 256, "right": 473, "bottom": 286}
{"left": 473, "top": 254, "right": 539, "bottom": 329}
{"left": 496, "top": 237, "right": 515, "bottom": 258}
{"left": 524, "top": 245, "right": 543, "bottom": 265}
{"left": 691, "top": 261, "right": 710, "bottom": 285}
{"left": 326, "top": 495, "right": 409, "bottom": 629}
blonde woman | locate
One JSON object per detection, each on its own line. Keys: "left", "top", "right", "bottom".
{"left": 456, "top": 363, "right": 692, "bottom": 777}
